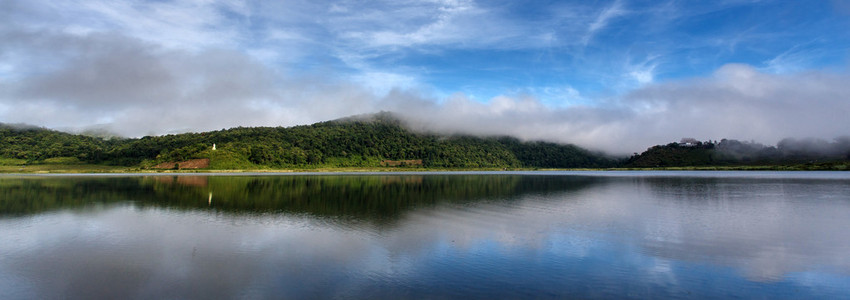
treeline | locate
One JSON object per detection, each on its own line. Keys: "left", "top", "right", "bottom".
{"left": 0, "top": 123, "right": 116, "bottom": 162}
{"left": 625, "top": 137, "right": 850, "bottom": 168}
{"left": 0, "top": 112, "right": 616, "bottom": 169}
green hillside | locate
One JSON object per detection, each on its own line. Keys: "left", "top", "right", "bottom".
{"left": 0, "top": 124, "right": 115, "bottom": 163}
{"left": 1, "top": 112, "right": 617, "bottom": 170}
{"left": 624, "top": 138, "right": 850, "bottom": 170}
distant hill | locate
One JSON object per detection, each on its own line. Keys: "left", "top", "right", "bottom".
{"left": 0, "top": 123, "right": 115, "bottom": 163}
{"left": 625, "top": 138, "right": 850, "bottom": 169}
{"left": 0, "top": 112, "right": 618, "bottom": 169}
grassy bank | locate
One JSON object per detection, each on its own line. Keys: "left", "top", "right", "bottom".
{"left": 1, "top": 154, "right": 847, "bottom": 174}
{"left": 1, "top": 163, "right": 847, "bottom": 174}
{"left": 0, "top": 164, "right": 131, "bottom": 173}
{"left": 611, "top": 162, "right": 848, "bottom": 171}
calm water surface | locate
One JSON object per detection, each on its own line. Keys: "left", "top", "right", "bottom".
{"left": 1, "top": 171, "right": 849, "bottom": 299}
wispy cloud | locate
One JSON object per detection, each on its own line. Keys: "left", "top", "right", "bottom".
{"left": 581, "top": 0, "right": 627, "bottom": 46}
{"left": 20, "top": 0, "right": 245, "bottom": 50}
{"left": 324, "top": 0, "right": 555, "bottom": 52}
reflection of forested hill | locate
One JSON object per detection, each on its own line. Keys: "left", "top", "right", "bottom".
{"left": 0, "top": 112, "right": 615, "bottom": 169}
{"left": 0, "top": 175, "right": 599, "bottom": 223}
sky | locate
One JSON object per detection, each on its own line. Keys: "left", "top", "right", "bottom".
{"left": 1, "top": 0, "right": 849, "bottom": 154}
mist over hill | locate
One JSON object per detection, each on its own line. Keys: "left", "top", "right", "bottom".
{"left": 3, "top": 112, "right": 848, "bottom": 170}
{"left": 626, "top": 137, "right": 850, "bottom": 169}
{"left": 0, "top": 112, "right": 616, "bottom": 169}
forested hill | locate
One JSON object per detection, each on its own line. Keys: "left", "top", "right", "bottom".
{"left": 624, "top": 138, "right": 850, "bottom": 169}
{"left": 0, "top": 113, "right": 617, "bottom": 169}
{"left": 0, "top": 123, "right": 116, "bottom": 163}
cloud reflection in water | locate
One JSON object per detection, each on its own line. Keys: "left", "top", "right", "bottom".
{"left": 1, "top": 173, "right": 849, "bottom": 298}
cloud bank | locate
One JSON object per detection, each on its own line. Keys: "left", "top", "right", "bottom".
{"left": 390, "top": 63, "right": 850, "bottom": 154}
{"left": 1, "top": 0, "right": 848, "bottom": 154}
{"left": 2, "top": 27, "right": 849, "bottom": 154}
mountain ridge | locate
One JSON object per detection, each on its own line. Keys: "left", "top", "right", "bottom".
{"left": 1, "top": 112, "right": 617, "bottom": 169}
{"left": 3, "top": 113, "right": 848, "bottom": 171}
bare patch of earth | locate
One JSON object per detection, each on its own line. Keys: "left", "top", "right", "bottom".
{"left": 152, "top": 158, "right": 210, "bottom": 170}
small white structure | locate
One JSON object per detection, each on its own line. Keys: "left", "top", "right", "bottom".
{"left": 212, "top": 143, "right": 216, "bottom": 151}
{"left": 679, "top": 138, "right": 699, "bottom": 147}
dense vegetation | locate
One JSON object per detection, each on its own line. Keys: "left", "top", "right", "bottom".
{"left": 0, "top": 124, "right": 116, "bottom": 163}
{"left": 625, "top": 138, "right": 850, "bottom": 170}
{"left": 4, "top": 113, "right": 848, "bottom": 171}
{"left": 0, "top": 112, "right": 616, "bottom": 170}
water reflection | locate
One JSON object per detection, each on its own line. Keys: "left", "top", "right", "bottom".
{"left": 633, "top": 177, "right": 850, "bottom": 282}
{"left": 1, "top": 173, "right": 849, "bottom": 299}
{"left": 0, "top": 175, "right": 597, "bottom": 224}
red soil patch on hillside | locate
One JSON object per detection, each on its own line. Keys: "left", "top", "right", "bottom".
{"left": 153, "top": 158, "right": 210, "bottom": 170}
{"left": 380, "top": 159, "right": 423, "bottom": 167}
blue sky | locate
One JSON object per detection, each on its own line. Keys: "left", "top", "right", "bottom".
{"left": 1, "top": 0, "right": 849, "bottom": 152}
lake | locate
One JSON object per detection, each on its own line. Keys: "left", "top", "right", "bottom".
{"left": 1, "top": 171, "right": 849, "bottom": 299}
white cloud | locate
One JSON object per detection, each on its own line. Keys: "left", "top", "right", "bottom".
{"left": 581, "top": 0, "right": 627, "bottom": 46}
{"left": 8, "top": 0, "right": 245, "bottom": 51}
{"left": 2, "top": 29, "right": 848, "bottom": 155}
{"left": 318, "top": 0, "right": 597, "bottom": 53}
{"left": 760, "top": 41, "right": 842, "bottom": 74}
{"left": 629, "top": 66, "right": 655, "bottom": 85}
{"left": 2, "top": 0, "right": 849, "bottom": 155}
{"left": 351, "top": 71, "right": 420, "bottom": 96}
{"left": 389, "top": 64, "right": 850, "bottom": 154}
{"left": 335, "top": 2, "right": 477, "bottom": 49}
{"left": 0, "top": 29, "right": 370, "bottom": 135}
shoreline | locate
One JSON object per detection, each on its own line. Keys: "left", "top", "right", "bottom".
{"left": 1, "top": 164, "right": 848, "bottom": 175}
